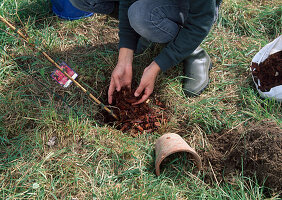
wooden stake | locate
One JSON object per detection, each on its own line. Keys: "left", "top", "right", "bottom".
{"left": 0, "top": 15, "right": 118, "bottom": 120}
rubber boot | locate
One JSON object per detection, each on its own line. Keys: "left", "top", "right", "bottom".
{"left": 183, "top": 47, "right": 212, "bottom": 97}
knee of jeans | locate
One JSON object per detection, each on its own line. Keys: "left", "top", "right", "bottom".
{"left": 128, "top": 1, "right": 177, "bottom": 43}
{"left": 128, "top": 2, "right": 152, "bottom": 38}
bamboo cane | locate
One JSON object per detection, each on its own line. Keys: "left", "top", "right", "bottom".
{"left": 0, "top": 15, "right": 119, "bottom": 120}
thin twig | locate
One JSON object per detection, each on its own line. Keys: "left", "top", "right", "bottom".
{"left": 0, "top": 15, "right": 118, "bottom": 120}
{"left": 208, "top": 160, "right": 219, "bottom": 186}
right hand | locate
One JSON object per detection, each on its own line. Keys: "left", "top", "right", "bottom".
{"left": 108, "top": 48, "right": 134, "bottom": 104}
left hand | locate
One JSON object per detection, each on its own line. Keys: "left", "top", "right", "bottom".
{"left": 133, "top": 61, "right": 161, "bottom": 105}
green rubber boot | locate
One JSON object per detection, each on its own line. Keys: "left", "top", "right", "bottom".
{"left": 183, "top": 47, "right": 212, "bottom": 97}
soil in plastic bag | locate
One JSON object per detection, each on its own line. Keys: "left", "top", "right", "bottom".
{"left": 251, "top": 51, "right": 282, "bottom": 92}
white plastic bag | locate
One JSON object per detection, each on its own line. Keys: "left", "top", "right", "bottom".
{"left": 251, "top": 35, "right": 282, "bottom": 102}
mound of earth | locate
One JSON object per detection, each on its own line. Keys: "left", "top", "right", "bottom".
{"left": 201, "top": 120, "right": 282, "bottom": 193}
{"left": 109, "top": 88, "right": 168, "bottom": 136}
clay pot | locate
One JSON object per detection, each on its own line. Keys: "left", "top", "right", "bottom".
{"left": 155, "top": 133, "right": 202, "bottom": 176}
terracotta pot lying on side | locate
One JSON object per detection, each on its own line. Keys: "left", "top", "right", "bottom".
{"left": 155, "top": 133, "right": 202, "bottom": 176}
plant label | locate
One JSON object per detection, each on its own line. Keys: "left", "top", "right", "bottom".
{"left": 51, "top": 62, "right": 78, "bottom": 88}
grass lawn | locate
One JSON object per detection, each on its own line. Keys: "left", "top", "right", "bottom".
{"left": 0, "top": 0, "right": 281, "bottom": 199}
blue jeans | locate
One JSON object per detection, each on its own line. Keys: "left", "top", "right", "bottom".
{"left": 70, "top": 0, "right": 219, "bottom": 43}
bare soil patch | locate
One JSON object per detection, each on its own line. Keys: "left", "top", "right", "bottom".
{"left": 200, "top": 120, "right": 282, "bottom": 192}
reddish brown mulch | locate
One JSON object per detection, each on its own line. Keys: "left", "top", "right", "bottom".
{"left": 251, "top": 51, "right": 282, "bottom": 92}
{"left": 110, "top": 88, "right": 168, "bottom": 136}
{"left": 200, "top": 121, "right": 282, "bottom": 193}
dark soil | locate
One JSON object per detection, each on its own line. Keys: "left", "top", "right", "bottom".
{"left": 200, "top": 120, "right": 282, "bottom": 193}
{"left": 109, "top": 88, "right": 168, "bottom": 136}
{"left": 251, "top": 51, "right": 282, "bottom": 92}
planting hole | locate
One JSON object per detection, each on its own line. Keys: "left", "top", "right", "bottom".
{"left": 105, "top": 88, "right": 169, "bottom": 136}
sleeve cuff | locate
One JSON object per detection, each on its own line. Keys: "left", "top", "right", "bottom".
{"left": 154, "top": 50, "right": 177, "bottom": 72}
{"left": 118, "top": 38, "right": 138, "bottom": 51}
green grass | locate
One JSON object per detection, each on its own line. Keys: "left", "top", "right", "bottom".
{"left": 1, "top": 0, "right": 281, "bottom": 199}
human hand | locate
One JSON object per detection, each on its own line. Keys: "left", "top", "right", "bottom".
{"left": 108, "top": 48, "right": 134, "bottom": 104}
{"left": 133, "top": 61, "right": 161, "bottom": 105}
